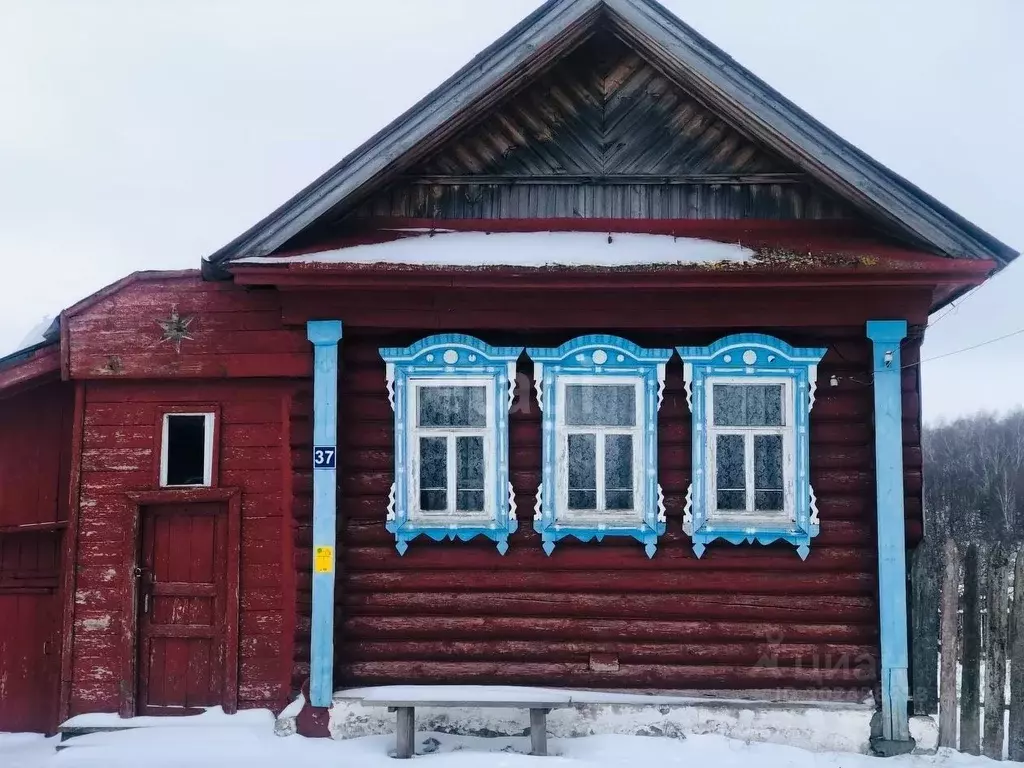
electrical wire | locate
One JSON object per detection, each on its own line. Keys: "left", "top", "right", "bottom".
{"left": 909, "top": 326, "right": 1024, "bottom": 368}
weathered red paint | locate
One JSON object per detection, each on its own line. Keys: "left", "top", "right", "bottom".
{"left": 0, "top": 232, "right": 928, "bottom": 728}
{"left": 0, "top": 381, "right": 74, "bottom": 733}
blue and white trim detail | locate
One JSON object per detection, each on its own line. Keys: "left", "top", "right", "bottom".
{"left": 380, "top": 334, "right": 523, "bottom": 555}
{"left": 306, "top": 319, "right": 343, "bottom": 708}
{"left": 677, "top": 334, "right": 826, "bottom": 560}
{"left": 526, "top": 335, "right": 672, "bottom": 558}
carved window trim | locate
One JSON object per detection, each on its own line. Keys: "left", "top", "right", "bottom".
{"left": 379, "top": 334, "right": 522, "bottom": 555}
{"left": 527, "top": 335, "right": 672, "bottom": 558}
{"left": 677, "top": 333, "right": 826, "bottom": 560}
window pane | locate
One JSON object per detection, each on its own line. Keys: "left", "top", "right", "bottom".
{"left": 419, "top": 436, "right": 447, "bottom": 511}
{"left": 755, "top": 434, "right": 784, "bottom": 512}
{"left": 165, "top": 415, "right": 207, "bottom": 486}
{"left": 604, "top": 434, "right": 634, "bottom": 510}
{"left": 713, "top": 384, "right": 783, "bottom": 427}
{"left": 715, "top": 433, "right": 745, "bottom": 511}
{"left": 565, "top": 385, "right": 635, "bottom": 427}
{"left": 456, "top": 436, "right": 485, "bottom": 512}
{"left": 567, "top": 433, "right": 597, "bottom": 510}
{"left": 713, "top": 386, "right": 745, "bottom": 427}
{"left": 755, "top": 491, "right": 784, "bottom": 511}
{"left": 717, "top": 490, "right": 746, "bottom": 510}
{"left": 746, "top": 385, "right": 783, "bottom": 427}
{"left": 418, "top": 386, "right": 487, "bottom": 428}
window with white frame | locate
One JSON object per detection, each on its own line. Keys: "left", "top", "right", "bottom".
{"left": 559, "top": 379, "right": 643, "bottom": 517}
{"left": 528, "top": 336, "right": 672, "bottom": 558}
{"left": 411, "top": 381, "right": 492, "bottom": 517}
{"left": 160, "top": 413, "right": 215, "bottom": 487}
{"left": 380, "top": 335, "right": 522, "bottom": 555}
{"left": 707, "top": 380, "right": 792, "bottom": 520}
{"left": 677, "top": 334, "right": 826, "bottom": 560}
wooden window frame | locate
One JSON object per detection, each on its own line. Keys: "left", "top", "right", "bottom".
{"left": 407, "top": 378, "right": 497, "bottom": 523}
{"left": 678, "top": 334, "right": 826, "bottom": 560}
{"left": 119, "top": 487, "right": 241, "bottom": 718}
{"left": 555, "top": 375, "right": 645, "bottom": 524}
{"left": 380, "top": 334, "right": 522, "bottom": 555}
{"left": 705, "top": 377, "right": 795, "bottom": 525}
{"left": 153, "top": 405, "right": 221, "bottom": 489}
{"left": 528, "top": 335, "right": 672, "bottom": 558}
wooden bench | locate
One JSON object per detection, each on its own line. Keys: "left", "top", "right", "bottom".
{"left": 356, "top": 686, "right": 574, "bottom": 758}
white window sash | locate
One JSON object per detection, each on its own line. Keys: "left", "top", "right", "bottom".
{"left": 159, "top": 412, "right": 215, "bottom": 488}
{"left": 555, "top": 375, "right": 645, "bottom": 521}
{"left": 407, "top": 378, "right": 495, "bottom": 520}
{"left": 706, "top": 377, "right": 795, "bottom": 524}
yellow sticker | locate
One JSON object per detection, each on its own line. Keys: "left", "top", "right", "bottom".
{"left": 314, "top": 546, "right": 334, "bottom": 574}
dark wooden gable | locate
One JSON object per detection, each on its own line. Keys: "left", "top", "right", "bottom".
{"left": 344, "top": 31, "right": 856, "bottom": 223}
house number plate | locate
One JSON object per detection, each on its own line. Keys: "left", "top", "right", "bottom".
{"left": 313, "top": 446, "right": 337, "bottom": 469}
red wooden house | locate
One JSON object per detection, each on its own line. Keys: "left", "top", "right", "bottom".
{"left": 0, "top": 0, "right": 1015, "bottom": 751}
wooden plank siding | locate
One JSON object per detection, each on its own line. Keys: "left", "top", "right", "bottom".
{"left": 284, "top": 311, "right": 925, "bottom": 694}
{"left": 68, "top": 379, "right": 304, "bottom": 715}
{"left": 323, "top": 30, "right": 858, "bottom": 235}
{"left": 0, "top": 382, "right": 73, "bottom": 529}
{"left": 0, "top": 381, "right": 73, "bottom": 733}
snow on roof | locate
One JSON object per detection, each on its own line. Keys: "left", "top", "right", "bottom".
{"left": 2, "top": 315, "right": 58, "bottom": 360}
{"left": 235, "top": 232, "right": 756, "bottom": 269}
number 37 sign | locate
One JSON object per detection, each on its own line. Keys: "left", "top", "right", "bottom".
{"left": 313, "top": 446, "right": 337, "bottom": 469}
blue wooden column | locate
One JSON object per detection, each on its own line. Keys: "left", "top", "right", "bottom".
{"left": 307, "top": 320, "right": 343, "bottom": 708}
{"left": 867, "top": 320, "right": 912, "bottom": 746}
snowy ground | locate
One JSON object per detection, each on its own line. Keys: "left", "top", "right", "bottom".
{"left": 2, "top": 717, "right": 1019, "bottom": 768}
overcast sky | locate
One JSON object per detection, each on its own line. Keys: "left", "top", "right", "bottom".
{"left": 1, "top": 0, "right": 1021, "bottom": 421}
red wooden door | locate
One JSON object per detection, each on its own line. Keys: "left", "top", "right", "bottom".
{"left": 137, "top": 503, "right": 228, "bottom": 714}
{"left": 0, "top": 530, "right": 62, "bottom": 733}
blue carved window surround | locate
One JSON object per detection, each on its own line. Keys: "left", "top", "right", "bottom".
{"left": 526, "top": 336, "right": 672, "bottom": 558}
{"left": 676, "top": 334, "right": 826, "bottom": 560}
{"left": 380, "top": 334, "right": 523, "bottom": 555}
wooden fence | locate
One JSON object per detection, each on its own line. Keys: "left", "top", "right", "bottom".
{"left": 911, "top": 538, "right": 1024, "bottom": 760}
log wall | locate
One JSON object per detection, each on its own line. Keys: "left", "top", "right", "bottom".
{"left": 284, "top": 295, "right": 925, "bottom": 694}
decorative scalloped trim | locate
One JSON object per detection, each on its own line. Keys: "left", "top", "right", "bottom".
{"left": 533, "top": 363, "right": 544, "bottom": 412}
{"left": 379, "top": 333, "right": 522, "bottom": 363}
{"left": 526, "top": 334, "right": 673, "bottom": 365}
{"left": 657, "top": 484, "right": 667, "bottom": 524}
{"left": 534, "top": 482, "right": 543, "bottom": 521}
{"left": 508, "top": 481, "right": 517, "bottom": 522}
{"left": 808, "top": 364, "right": 819, "bottom": 411}
{"left": 385, "top": 362, "right": 396, "bottom": 411}
{"left": 386, "top": 482, "right": 396, "bottom": 522}
{"left": 676, "top": 333, "right": 827, "bottom": 366}
{"left": 682, "top": 483, "right": 693, "bottom": 534}
{"left": 506, "top": 361, "right": 517, "bottom": 412}
{"left": 682, "top": 362, "right": 693, "bottom": 411}
{"left": 656, "top": 362, "right": 667, "bottom": 410}
{"left": 809, "top": 485, "right": 819, "bottom": 526}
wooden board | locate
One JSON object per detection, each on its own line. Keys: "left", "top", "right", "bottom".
{"left": 0, "top": 529, "right": 62, "bottom": 733}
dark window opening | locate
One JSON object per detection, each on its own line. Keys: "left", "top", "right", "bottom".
{"left": 164, "top": 415, "right": 209, "bottom": 486}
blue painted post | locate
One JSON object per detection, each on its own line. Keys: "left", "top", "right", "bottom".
{"left": 866, "top": 320, "right": 912, "bottom": 746}
{"left": 307, "top": 320, "right": 343, "bottom": 709}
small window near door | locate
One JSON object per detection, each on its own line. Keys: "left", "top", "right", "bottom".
{"left": 161, "top": 413, "right": 214, "bottom": 487}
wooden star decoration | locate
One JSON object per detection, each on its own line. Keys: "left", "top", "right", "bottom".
{"left": 156, "top": 308, "right": 195, "bottom": 353}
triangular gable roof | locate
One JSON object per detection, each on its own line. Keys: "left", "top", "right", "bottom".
{"left": 205, "top": 0, "right": 1017, "bottom": 272}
